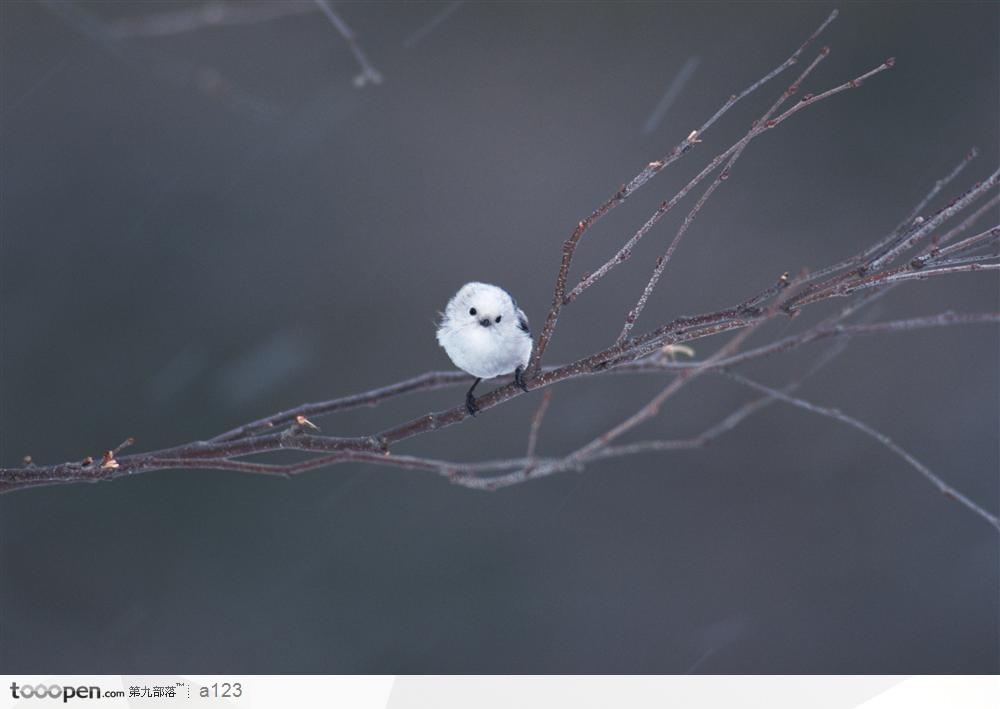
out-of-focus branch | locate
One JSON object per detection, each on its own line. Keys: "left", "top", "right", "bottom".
{"left": 642, "top": 55, "right": 701, "bottom": 135}
{"left": 104, "top": 1, "right": 318, "bottom": 39}
{"left": 100, "top": 0, "right": 384, "bottom": 89}
{"left": 38, "top": 0, "right": 283, "bottom": 120}
{"left": 403, "top": 1, "right": 464, "bottom": 49}
{"left": 313, "top": 0, "right": 383, "bottom": 87}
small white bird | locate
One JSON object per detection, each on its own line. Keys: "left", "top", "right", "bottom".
{"left": 436, "top": 282, "right": 533, "bottom": 415}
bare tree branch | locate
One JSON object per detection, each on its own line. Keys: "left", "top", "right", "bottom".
{"left": 527, "top": 9, "right": 840, "bottom": 374}
{"left": 615, "top": 46, "right": 863, "bottom": 343}
{"left": 4, "top": 10, "right": 997, "bottom": 535}
{"left": 868, "top": 169, "right": 1000, "bottom": 271}
{"left": 466, "top": 334, "right": 854, "bottom": 490}
{"left": 640, "top": 311, "right": 1000, "bottom": 373}
{"left": 931, "top": 193, "right": 1000, "bottom": 251}
{"left": 786, "top": 171, "right": 1000, "bottom": 308}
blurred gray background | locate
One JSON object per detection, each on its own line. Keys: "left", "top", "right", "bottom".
{"left": 1, "top": 1, "right": 997, "bottom": 673}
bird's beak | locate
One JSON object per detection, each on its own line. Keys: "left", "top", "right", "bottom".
{"left": 479, "top": 318, "right": 492, "bottom": 327}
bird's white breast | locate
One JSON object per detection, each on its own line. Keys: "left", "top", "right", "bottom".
{"left": 437, "top": 323, "right": 531, "bottom": 379}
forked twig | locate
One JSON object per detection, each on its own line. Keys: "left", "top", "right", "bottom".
{"left": 528, "top": 10, "right": 841, "bottom": 373}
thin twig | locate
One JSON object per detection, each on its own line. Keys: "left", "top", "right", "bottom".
{"left": 795, "top": 149, "right": 984, "bottom": 288}
{"left": 564, "top": 338, "right": 851, "bottom": 468}
{"left": 528, "top": 9, "right": 840, "bottom": 374}
{"left": 794, "top": 256, "right": 998, "bottom": 308}
{"left": 725, "top": 372, "right": 1000, "bottom": 532}
{"left": 616, "top": 47, "right": 840, "bottom": 343}
{"left": 867, "top": 169, "right": 1000, "bottom": 271}
{"left": 894, "top": 148, "right": 980, "bottom": 241}
{"left": 640, "top": 311, "right": 1000, "bottom": 372}
{"left": 211, "top": 370, "right": 473, "bottom": 443}
{"left": 568, "top": 55, "right": 894, "bottom": 315}
{"left": 924, "top": 194, "right": 1000, "bottom": 255}
{"left": 573, "top": 277, "right": 802, "bottom": 464}
{"left": 910, "top": 226, "right": 1000, "bottom": 271}
{"left": 525, "top": 389, "right": 554, "bottom": 460}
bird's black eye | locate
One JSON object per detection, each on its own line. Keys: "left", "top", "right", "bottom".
{"left": 495, "top": 315, "right": 502, "bottom": 323}
{"left": 469, "top": 308, "right": 477, "bottom": 316}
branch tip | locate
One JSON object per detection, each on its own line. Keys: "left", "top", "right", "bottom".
{"left": 295, "top": 415, "right": 320, "bottom": 431}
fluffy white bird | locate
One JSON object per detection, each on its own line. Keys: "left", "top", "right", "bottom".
{"left": 436, "top": 282, "right": 532, "bottom": 415}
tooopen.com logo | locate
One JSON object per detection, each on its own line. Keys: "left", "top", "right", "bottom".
{"left": 10, "top": 682, "right": 125, "bottom": 703}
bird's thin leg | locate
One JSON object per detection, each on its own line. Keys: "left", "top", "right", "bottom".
{"left": 514, "top": 366, "right": 529, "bottom": 392}
{"left": 465, "top": 378, "right": 482, "bottom": 416}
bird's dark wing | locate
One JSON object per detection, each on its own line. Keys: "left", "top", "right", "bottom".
{"left": 516, "top": 308, "right": 530, "bottom": 335}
